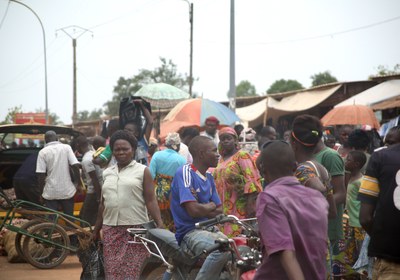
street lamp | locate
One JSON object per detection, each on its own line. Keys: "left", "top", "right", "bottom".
{"left": 10, "top": 0, "right": 49, "bottom": 123}
{"left": 182, "top": 0, "right": 193, "bottom": 97}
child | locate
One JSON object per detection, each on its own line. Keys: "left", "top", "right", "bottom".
{"left": 344, "top": 150, "right": 367, "bottom": 274}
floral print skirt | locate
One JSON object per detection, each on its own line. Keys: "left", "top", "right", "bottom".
{"left": 102, "top": 225, "right": 149, "bottom": 280}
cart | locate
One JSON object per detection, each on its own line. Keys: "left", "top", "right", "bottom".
{"left": 0, "top": 187, "right": 92, "bottom": 269}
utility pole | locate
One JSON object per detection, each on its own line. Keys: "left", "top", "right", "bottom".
{"left": 228, "top": 0, "right": 236, "bottom": 112}
{"left": 189, "top": 2, "right": 193, "bottom": 98}
{"left": 10, "top": 0, "right": 49, "bottom": 123}
{"left": 183, "top": 1, "right": 194, "bottom": 97}
{"left": 56, "top": 26, "right": 92, "bottom": 127}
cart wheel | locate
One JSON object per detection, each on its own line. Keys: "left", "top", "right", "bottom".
{"left": 22, "top": 222, "right": 70, "bottom": 269}
{"left": 15, "top": 219, "right": 42, "bottom": 260}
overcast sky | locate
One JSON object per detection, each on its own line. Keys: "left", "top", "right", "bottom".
{"left": 1, "top": 0, "right": 399, "bottom": 124}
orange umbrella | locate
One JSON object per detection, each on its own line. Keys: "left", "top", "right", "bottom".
{"left": 321, "top": 104, "right": 380, "bottom": 129}
{"left": 158, "top": 98, "right": 240, "bottom": 139}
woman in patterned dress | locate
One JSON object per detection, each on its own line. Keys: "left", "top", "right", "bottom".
{"left": 93, "top": 130, "right": 163, "bottom": 280}
{"left": 213, "top": 127, "right": 262, "bottom": 237}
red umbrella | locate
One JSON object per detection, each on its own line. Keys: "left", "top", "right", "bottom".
{"left": 321, "top": 104, "right": 380, "bottom": 129}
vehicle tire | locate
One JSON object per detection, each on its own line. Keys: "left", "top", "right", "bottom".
{"left": 142, "top": 266, "right": 166, "bottom": 280}
{"left": 22, "top": 222, "right": 70, "bottom": 269}
{"left": 14, "top": 219, "right": 42, "bottom": 260}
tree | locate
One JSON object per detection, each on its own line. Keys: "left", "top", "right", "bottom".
{"left": 0, "top": 105, "right": 22, "bottom": 124}
{"left": 77, "top": 108, "right": 103, "bottom": 122}
{"left": 0, "top": 106, "right": 62, "bottom": 125}
{"left": 104, "top": 57, "right": 190, "bottom": 116}
{"left": 267, "top": 79, "right": 304, "bottom": 94}
{"left": 372, "top": 64, "right": 400, "bottom": 76}
{"left": 310, "top": 71, "right": 338, "bottom": 87}
{"left": 228, "top": 80, "right": 257, "bottom": 98}
{"left": 35, "top": 108, "right": 62, "bottom": 125}
{"left": 48, "top": 112, "right": 61, "bottom": 125}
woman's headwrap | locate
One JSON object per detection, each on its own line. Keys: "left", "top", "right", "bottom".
{"left": 165, "top": 132, "right": 181, "bottom": 150}
{"left": 218, "top": 127, "right": 239, "bottom": 156}
{"left": 218, "top": 127, "right": 237, "bottom": 138}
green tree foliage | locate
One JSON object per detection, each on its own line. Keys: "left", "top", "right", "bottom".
{"left": 267, "top": 79, "right": 304, "bottom": 94}
{"left": 228, "top": 80, "right": 257, "bottom": 98}
{"left": 77, "top": 108, "right": 103, "bottom": 122}
{"left": 104, "top": 57, "right": 190, "bottom": 116}
{"left": 48, "top": 112, "right": 61, "bottom": 125}
{"left": 35, "top": 108, "right": 62, "bottom": 125}
{"left": 0, "top": 105, "right": 22, "bottom": 124}
{"left": 0, "top": 106, "right": 62, "bottom": 125}
{"left": 310, "top": 71, "right": 338, "bottom": 87}
{"left": 372, "top": 64, "right": 400, "bottom": 76}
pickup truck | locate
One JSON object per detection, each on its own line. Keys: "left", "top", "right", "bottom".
{"left": 0, "top": 124, "right": 84, "bottom": 217}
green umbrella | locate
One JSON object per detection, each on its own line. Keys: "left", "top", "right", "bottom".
{"left": 134, "top": 83, "right": 190, "bottom": 109}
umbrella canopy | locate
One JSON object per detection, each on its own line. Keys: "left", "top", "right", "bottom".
{"left": 321, "top": 104, "right": 380, "bottom": 129}
{"left": 134, "top": 83, "right": 190, "bottom": 109}
{"left": 160, "top": 98, "right": 240, "bottom": 138}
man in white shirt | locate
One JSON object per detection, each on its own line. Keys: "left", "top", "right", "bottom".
{"left": 179, "top": 127, "right": 200, "bottom": 164}
{"left": 200, "top": 116, "right": 220, "bottom": 146}
{"left": 36, "top": 131, "right": 83, "bottom": 217}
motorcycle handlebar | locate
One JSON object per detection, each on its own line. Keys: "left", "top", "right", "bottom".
{"left": 195, "top": 214, "right": 232, "bottom": 229}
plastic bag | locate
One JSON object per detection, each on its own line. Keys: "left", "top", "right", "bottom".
{"left": 78, "top": 242, "right": 105, "bottom": 280}
{"left": 119, "top": 96, "right": 152, "bottom": 140}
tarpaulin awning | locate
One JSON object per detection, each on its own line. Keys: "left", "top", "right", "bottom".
{"left": 371, "top": 95, "right": 400, "bottom": 110}
{"left": 236, "top": 98, "right": 267, "bottom": 127}
{"left": 335, "top": 79, "right": 400, "bottom": 107}
{"left": 268, "top": 84, "right": 342, "bottom": 112}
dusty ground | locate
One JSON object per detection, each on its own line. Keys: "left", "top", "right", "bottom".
{"left": 0, "top": 255, "right": 82, "bottom": 280}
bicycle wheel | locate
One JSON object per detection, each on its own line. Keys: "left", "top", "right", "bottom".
{"left": 22, "top": 222, "right": 70, "bottom": 269}
{"left": 15, "top": 219, "right": 42, "bottom": 260}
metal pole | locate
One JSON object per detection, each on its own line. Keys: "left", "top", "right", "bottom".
{"left": 189, "top": 3, "right": 193, "bottom": 98}
{"left": 229, "top": 0, "right": 236, "bottom": 111}
{"left": 72, "top": 39, "right": 77, "bottom": 127}
{"left": 10, "top": 0, "right": 49, "bottom": 124}
{"left": 182, "top": 0, "right": 193, "bottom": 97}
{"left": 56, "top": 26, "right": 92, "bottom": 126}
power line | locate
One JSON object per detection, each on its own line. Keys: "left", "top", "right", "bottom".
{"left": 0, "top": 38, "right": 57, "bottom": 89}
{"left": 0, "top": 0, "right": 10, "bottom": 30}
{"left": 249, "top": 15, "right": 400, "bottom": 45}
{"left": 88, "top": 0, "right": 160, "bottom": 30}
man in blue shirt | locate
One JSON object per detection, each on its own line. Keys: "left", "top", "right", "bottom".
{"left": 13, "top": 152, "right": 41, "bottom": 205}
{"left": 170, "top": 136, "right": 229, "bottom": 280}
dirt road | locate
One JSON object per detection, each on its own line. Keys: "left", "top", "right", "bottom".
{"left": 0, "top": 255, "right": 82, "bottom": 280}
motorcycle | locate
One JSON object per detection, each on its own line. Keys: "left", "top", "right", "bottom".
{"left": 127, "top": 214, "right": 262, "bottom": 280}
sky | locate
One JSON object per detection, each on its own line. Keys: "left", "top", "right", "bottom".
{"left": 0, "top": 0, "right": 399, "bottom": 124}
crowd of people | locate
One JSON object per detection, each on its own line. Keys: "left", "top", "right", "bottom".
{"left": 10, "top": 100, "right": 400, "bottom": 279}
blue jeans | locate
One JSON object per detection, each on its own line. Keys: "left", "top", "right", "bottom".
{"left": 181, "top": 229, "right": 229, "bottom": 280}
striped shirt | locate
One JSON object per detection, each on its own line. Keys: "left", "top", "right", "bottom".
{"left": 36, "top": 141, "right": 79, "bottom": 200}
